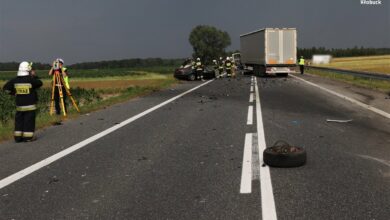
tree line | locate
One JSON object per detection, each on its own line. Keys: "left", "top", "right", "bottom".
{"left": 298, "top": 47, "right": 390, "bottom": 59}
{"left": 1, "top": 47, "right": 389, "bottom": 71}
{"left": 0, "top": 58, "right": 184, "bottom": 71}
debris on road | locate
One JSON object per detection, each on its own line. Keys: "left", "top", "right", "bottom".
{"left": 48, "top": 176, "right": 60, "bottom": 184}
{"left": 137, "top": 156, "right": 148, "bottom": 161}
{"left": 326, "top": 119, "right": 353, "bottom": 123}
{"left": 263, "top": 140, "right": 306, "bottom": 168}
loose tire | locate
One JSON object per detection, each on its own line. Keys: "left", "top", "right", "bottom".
{"left": 263, "top": 141, "right": 306, "bottom": 168}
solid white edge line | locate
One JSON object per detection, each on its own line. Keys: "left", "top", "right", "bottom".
{"left": 240, "top": 133, "right": 253, "bottom": 194}
{"left": 249, "top": 93, "right": 254, "bottom": 103}
{"left": 0, "top": 80, "right": 214, "bottom": 190}
{"left": 255, "top": 78, "right": 278, "bottom": 220}
{"left": 290, "top": 74, "right": 390, "bottom": 119}
{"left": 247, "top": 105, "right": 254, "bottom": 125}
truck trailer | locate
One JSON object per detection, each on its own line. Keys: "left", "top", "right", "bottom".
{"left": 240, "top": 28, "right": 297, "bottom": 76}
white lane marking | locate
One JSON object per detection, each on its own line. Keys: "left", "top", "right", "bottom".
{"left": 0, "top": 80, "right": 214, "bottom": 190}
{"left": 240, "top": 133, "right": 253, "bottom": 194}
{"left": 247, "top": 105, "right": 253, "bottom": 125}
{"left": 254, "top": 78, "right": 278, "bottom": 220}
{"left": 249, "top": 93, "right": 254, "bottom": 103}
{"left": 250, "top": 86, "right": 254, "bottom": 92}
{"left": 290, "top": 74, "right": 390, "bottom": 120}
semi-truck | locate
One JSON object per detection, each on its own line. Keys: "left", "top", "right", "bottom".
{"left": 240, "top": 28, "right": 297, "bottom": 76}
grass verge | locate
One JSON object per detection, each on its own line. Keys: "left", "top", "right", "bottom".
{"left": 0, "top": 75, "right": 176, "bottom": 142}
{"left": 306, "top": 67, "right": 390, "bottom": 94}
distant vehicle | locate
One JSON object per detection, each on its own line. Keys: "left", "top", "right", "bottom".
{"left": 240, "top": 28, "right": 297, "bottom": 76}
{"left": 232, "top": 53, "right": 241, "bottom": 66}
{"left": 312, "top": 55, "right": 332, "bottom": 65}
{"left": 174, "top": 62, "right": 216, "bottom": 81}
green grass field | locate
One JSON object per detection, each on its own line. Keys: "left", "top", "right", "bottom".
{"left": 0, "top": 67, "right": 177, "bottom": 142}
{"left": 314, "top": 55, "right": 390, "bottom": 74}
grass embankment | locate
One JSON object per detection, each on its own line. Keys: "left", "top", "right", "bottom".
{"left": 314, "top": 55, "right": 390, "bottom": 74}
{"left": 0, "top": 67, "right": 177, "bottom": 142}
{"left": 306, "top": 67, "right": 390, "bottom": 94}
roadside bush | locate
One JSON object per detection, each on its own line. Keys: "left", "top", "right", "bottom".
{"left": 0, "top": 87, "right": 101, "bottom": 125}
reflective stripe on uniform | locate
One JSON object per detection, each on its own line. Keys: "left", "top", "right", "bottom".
{"left": 14, "top": 83, "right": 32, "bottom": 88}
{"left": 14, "top": 83, "right": 32, "bottom": 95}
{"left": 16, "top": 105, "right": 37, "bottom": 111}
{"left": 14, "top": 131, "right": 22, "bottom": 137}
{"left": 22, "top": 132, "right": 34, "bottom": 137}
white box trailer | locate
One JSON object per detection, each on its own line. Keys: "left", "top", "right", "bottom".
{"left": 240, "top": 28, "right": 297, "bottom": 76}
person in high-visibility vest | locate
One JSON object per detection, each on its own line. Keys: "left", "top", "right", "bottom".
{"left": 194, "top": 58, "right": 204, "bottom": 80}
{"left": 3, "top": 62, "right": 43, "bottom": 142}
{"left": 298, "top": 56, "right": 305, "bottom": 74}
{"left": 48, "top": 58, "right": 70, "bottom": 115}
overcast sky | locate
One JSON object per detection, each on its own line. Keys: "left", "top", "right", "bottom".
{"left": 0, "top": 0, "right": 389, "bottom": 64}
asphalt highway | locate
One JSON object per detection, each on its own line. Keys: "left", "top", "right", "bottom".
{"left": 0, "top": 73, "right": 389, "bottom": 220}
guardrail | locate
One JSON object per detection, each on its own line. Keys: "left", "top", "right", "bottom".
{"left": 307, "top": 66, "right": 390, "bottom": 81}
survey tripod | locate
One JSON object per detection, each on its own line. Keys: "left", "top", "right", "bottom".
{"left": 49, "top": 69, "right": 80, "bottom": 116}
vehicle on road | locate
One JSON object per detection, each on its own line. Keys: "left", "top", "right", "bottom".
{"left": 174, "top": 64, "right": 216, "bottom": 81}
{"left": 240, "top": 28, "right": 297, "bottom": 76}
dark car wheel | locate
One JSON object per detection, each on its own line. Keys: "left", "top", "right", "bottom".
{"left": 188, "top": 74, "right": 196, "bottom": 81}
{"left": 263, "top": 141, "right": 306, "bottom": 168}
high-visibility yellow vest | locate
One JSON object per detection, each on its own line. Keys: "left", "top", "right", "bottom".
{"left": 61, "top": 67, "right": 70, "bottom": 89}
{"left": 299, "top": 58, "right": 305, "bottom": 65}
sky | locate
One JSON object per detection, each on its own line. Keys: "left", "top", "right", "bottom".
{"left": 0, "top": 0, "right": 389, "bottom": 64}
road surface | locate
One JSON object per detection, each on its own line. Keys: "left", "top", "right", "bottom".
{"left": 0, "top": 73, "right": 389, "bottom": 220}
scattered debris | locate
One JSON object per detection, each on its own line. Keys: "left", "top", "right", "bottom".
{"left": 97, "top": 118, "right": 104, "bottom": 121}
{"left": 48, "top": 176, "right": 59, "bottom": 184}
{"left": 356, "top": 154, "right": 390, "bottom": 168}
{"left": 291, "top": 120, "right": 300, "bottom": 125}
{"left": 137, "top": 156, "right": 148, "bottom": 161}
{"left": 326, "top": 119, "right": 353, "bottom": 123}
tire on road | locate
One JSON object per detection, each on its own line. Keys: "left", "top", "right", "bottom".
{"left": 188, "top": 74, "right": 196, "bottom": 81}
{"left": 263, "top": 143, "right": 306, "bottom": 168}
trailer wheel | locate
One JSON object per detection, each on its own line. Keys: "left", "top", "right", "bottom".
{"left": 263, "top": 141, "right": 306, "bottom": 168}
{"left": 276, "top": 73, "right": 288, "bottom": 77}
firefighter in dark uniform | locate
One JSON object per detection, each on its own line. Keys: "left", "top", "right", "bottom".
{"left": 2, "top": 61, "right": 43, "bottom": 142}
{"left": 225, "top": 57, "right": 233, "bottom": 77}
{"left": 48, "top": 58, "right": 70, "bottom": 116}
{"left": 194, "top": 57, "right": 204, "bottom": 80}
{"left": 218, "top": 57, "right": 224, "bottom": 78}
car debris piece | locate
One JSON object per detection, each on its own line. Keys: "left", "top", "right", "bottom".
{"left": 326, "top": 119, "right": 353, "bottom": 123}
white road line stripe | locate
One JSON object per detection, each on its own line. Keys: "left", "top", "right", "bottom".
{"left": 0, "top": 80, "right": 214, "bottom": 190}
{"left": 255, "top": 78, "right": 278, "bottom": 220}
{"left": 249, "top": 93, "right": 254, "bottom": 103}
{"left": 240, "top": 133, "right": 253, "bottom": 194}
{"left": 247, "top": 106, "right": 253, "bottom": 125}
{"left": 250, "top": 86, "right": 254, "bottom": 92}
{"left": 290, "top": 74, "right": 390, "bottom": 120}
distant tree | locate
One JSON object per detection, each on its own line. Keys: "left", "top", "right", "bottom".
{"left": 189, "top": 25, "right": 231, "bottom": 64}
